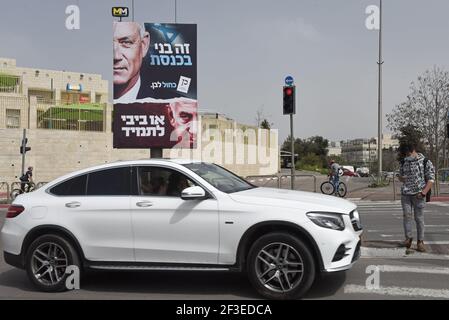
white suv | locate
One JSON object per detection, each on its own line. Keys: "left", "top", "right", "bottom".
{"left": 1, "top": 159, "right": 362, "bottom": 299}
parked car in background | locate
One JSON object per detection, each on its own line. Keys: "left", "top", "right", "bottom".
{"left": 342, "top": 168, "right": 359, "bottom": 177}
{"left": 356, "top": 167, "right": 370, "bottom": 177}
{"left": 382, "top": 171, "right": 395, "bottom": 179}
{"left": 342, "top": 166, "right": 355, "bottom": 173}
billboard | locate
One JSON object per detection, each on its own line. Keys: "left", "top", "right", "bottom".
{"left": 113, "top": 22, "right": 197, "bottom": 148}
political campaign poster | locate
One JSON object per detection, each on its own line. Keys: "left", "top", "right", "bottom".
{"left": 113, "top": 22, "right": 197, "bottom": 148}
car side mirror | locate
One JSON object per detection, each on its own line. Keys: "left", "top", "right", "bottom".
{"left": 181, "top": 186, "right": 206, "bottom": 200}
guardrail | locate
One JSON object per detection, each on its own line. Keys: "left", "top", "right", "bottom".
{"left": 245, "top": 175, "right": 280, "bottom": 188}
{"left": 1, "top": 181, "right": 48, "bottom": 203}
{"left": 245, "top": 174, "right": 317, "bottom": 193}
{"left": 279, "top": 174, "right": 317, "bottom": 193}
{"left": 0, "top": 182, "right": 10, "bottom": 202}
{"left": 435, "top": 168, "right": 449, "bottom": 196}
{"left": 35, "top": 182, "right": 48, "bottom": 189}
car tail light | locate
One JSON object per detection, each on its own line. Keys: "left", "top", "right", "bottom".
{"left": 6, "top": 205, "right": 25, "bottom": 218}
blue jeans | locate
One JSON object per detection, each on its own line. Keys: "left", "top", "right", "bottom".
{"left": 331, "top": 175, "right": 340, "bottom": 193}
{"left": 401, "top": 194, "right": 425, "bottom": 241}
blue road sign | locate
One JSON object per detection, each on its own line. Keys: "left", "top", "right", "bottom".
{"left": 285, "top": 76, "right": 294, "bottom": 86}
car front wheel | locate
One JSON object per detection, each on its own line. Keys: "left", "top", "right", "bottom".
{"left": 247, "top": 233, "right": 316, "bottom": 299}
{"left": 25, "top": 234, "right": 80, "bottom": 292}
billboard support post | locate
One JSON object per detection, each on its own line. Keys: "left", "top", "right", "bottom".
{"left": 150, "top": 148, "right": 163, "bottom": 159}
{"left": 21, "top": 129, "right": 26, "bottom": 176}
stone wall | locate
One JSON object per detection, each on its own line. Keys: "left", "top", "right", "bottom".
{"left": 0, "top": 127, "right": 279, "bottom": 184}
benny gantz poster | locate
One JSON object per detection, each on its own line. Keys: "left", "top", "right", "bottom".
{"left": 113, "top": 22, "right": 197, "bottom": 148}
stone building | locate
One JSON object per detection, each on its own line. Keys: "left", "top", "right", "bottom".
{"left": 0, "top": 58, "right": 278, "bottom": 185}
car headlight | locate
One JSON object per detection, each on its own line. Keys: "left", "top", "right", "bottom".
{"left": 350, "top": 209, "right": 363, "bottom": 231}
{"left": 306, "top": 212, "right": 345, "bottom": 231}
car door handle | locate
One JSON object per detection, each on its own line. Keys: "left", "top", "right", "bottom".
{"left": 136, "top": 201, "right": 153, "bottom": 208}
{"left": 65, "top": 202, "right": 81, "bottom": 208}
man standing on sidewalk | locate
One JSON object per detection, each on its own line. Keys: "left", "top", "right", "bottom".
{"left": 398, "top": 142, "right": 435, "bottom": 253}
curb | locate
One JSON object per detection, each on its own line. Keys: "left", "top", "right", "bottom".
{"left": 430, "top": 197, "right": 449, "bottom": 202}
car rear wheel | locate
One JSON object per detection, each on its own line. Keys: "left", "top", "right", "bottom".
{"left": 25, "top": 234, "right": 80, "bottom": 292}
{"left": 247, "top": 233, "right": 316, "bottom": 299}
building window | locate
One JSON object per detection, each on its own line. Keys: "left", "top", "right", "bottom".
{"left": 6, "top": 109, "right": 20, "bottom": 128}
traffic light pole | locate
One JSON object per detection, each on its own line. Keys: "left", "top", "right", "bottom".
{"left": 21, "top": 129, "right": 26, "bottom": 176}
{"left": 290, "top": 114, "right": 294, "bottom": 190}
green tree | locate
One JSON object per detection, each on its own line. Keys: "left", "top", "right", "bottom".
{"left": 281, "top": 135, "right": 329, "bottom": 169}
{"left": 260, "top": 119, "right": 272, "bottom": 129}
{"left": 387, "top": 66, "right": 449, "bottom": 172}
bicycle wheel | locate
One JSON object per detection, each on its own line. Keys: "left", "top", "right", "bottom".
{"left": 10, "top": 189, "right": 22, "bottom": 201}
{"left": 336, "top": 182, "right": 347, "bottom": 197}
{"left": 27, "top": 183, "right": 36, "bottom": 192}
{"left": 320, "top": 181, "right": 335, "bottom": 195}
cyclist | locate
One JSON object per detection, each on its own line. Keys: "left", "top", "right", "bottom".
{"left": 328, "top": 160, "right": 340, "bottom": 195}
{"left": 20, "top": 166, "right": 34, "bottom": 193}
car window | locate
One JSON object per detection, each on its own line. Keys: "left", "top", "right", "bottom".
{"left": 137, "top": 166, "right": 196, "bottom": 197}
{"left": 86, "top": 167, "right": 131, "bottom": 196}
{"left": 183, "top": 163, "right": 255, "bottom": 193}
{"left": 50, "top": 174, "right": 87, "bottom": 196}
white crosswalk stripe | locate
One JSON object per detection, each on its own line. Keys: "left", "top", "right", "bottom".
{"left": 354, "top": 201, "right": 435, "bottom": 213}
{"left": 344, "top": 262, "right": 449, "bottom": 299}
{"left": 344, "top": 285, "right": 449, "bottom": 299}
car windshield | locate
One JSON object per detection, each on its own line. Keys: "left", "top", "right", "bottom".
{"left": 183, "top": 163, "right": 256, "bottom": 194}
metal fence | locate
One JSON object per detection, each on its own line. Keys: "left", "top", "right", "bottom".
{"left": 0, "top": 74, "right": 21, "bottom": 94}
{"left": 0, "top": 182, "right": 10, "bottom": 202}
{"left": 36, "top": 101, "right": 106, "bottom": 132}
{"left": 245, "top": 174, "right": 318, "bottom": 193}
{"left": 245, "top": 173, "right": 400, "bottom": 200}
{"left": 436, "top": 168, "right": 449, "bottom": 196}
{"left": 0, "top": 181, "right": 48, "bottom": 203}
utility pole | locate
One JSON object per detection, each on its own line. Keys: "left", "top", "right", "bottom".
{"left": 21, "top": 129, "right": 26, "bottom": 176}
{"left": 377, "top": 0, "right": 383, "bottom": 183}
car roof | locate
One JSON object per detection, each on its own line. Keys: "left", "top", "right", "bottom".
{"left": 42, "top": 158, "right": 205, "bottom": 189}
{"left": 91, "top": 158, "right": 204, "bottom": 170}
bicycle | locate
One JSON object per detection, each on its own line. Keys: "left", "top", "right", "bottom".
{"left": 10, "top": 182, "right": 35, "bottom": 201}
{"left": 320, "top": 176, "right": 347, "bottom": 197}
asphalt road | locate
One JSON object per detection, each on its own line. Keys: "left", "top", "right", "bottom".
{"left": 1, "top": 203, "right": 449, "bottom": 300}
{"left": 356, "top": 201, "right": 449, "bottom": 255}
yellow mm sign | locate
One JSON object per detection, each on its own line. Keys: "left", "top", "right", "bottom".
{"left": 112, "top": 7, "right": 129, "bottom": 17}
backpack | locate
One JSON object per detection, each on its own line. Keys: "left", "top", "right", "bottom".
{"left": 423, "top": 158, "right": 431, "bottom": 202}
{"left": 19, "top": 174, "right": 28, "bottom": 182}
{"left": 399, "top": 157, "right": 431, "bottom": 202}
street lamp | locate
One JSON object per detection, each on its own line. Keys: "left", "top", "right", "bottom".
{"left": 377, "top": 0, "right": 384, "bottom": 183}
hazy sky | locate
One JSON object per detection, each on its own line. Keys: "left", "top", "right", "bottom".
{"left": 1, "top": 0, "right": 448, "bottom": 143}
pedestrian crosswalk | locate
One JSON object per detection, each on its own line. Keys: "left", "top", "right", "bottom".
{"left": 340, "top": 201, "right": 449, "bottom": 299}
{"left": 350, "top": 200, "right": 449, "bottom": 254}
{"left": 343, "top": 259, "right": 449, "bottom": 299}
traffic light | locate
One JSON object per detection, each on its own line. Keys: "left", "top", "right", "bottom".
{"left": 283, "top": 86, "right": 296, "bottom": 115}
{"left": 20, "top": 138, "right": 31, "bottom": 154}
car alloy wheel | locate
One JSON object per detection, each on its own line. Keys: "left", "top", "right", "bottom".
{"left": 31, "top": 242, "right": 68, "bottom": 286}
{"left": 255, "top": 242, "right": 304, "bottom": 293}
{"left": 26, "top": 234, "right": 80, "bottom": 292}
